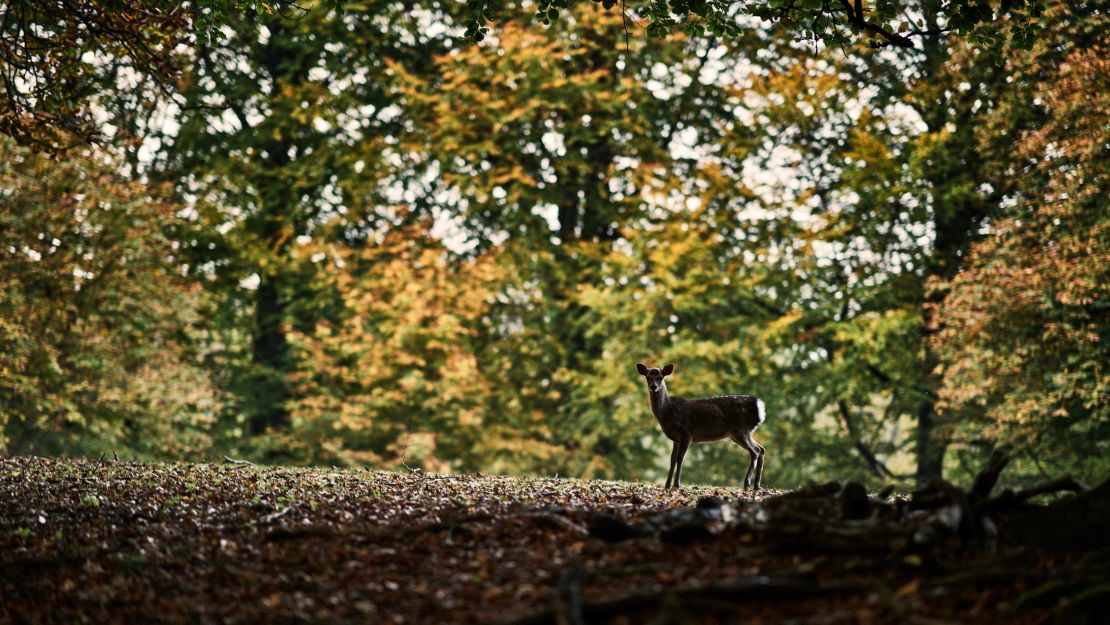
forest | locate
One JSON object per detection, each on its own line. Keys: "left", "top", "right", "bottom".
{"left": 2, "top": 1, "right": 1108, "bottom": 623}
{"left": 2, "top": 0, "right": 1106, "bottom": 490}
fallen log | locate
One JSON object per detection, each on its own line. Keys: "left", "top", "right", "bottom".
{"left": 981, "top": 475, "right": 1085, "bottom": 514}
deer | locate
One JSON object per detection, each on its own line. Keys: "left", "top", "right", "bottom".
{"left": 636, "top": 363, "right": 766, "bottom": 490}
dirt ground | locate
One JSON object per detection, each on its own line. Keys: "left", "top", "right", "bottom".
{"left": 0, "top": 456, "right": 1103, "bottom": 624}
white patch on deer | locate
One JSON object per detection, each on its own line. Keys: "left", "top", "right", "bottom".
{"left": 756, "top": 399, "right": 766, "bottom": 426}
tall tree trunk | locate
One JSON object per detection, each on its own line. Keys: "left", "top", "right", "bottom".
{"left": 914, "top": 395, "right": 946, "bottom": 484}
{"left": 245, "top": 20, "right": 302, "bottom": 435}
{"left": 249, "top": 274, "right": 290, "bottom": 434}
{"left": 913, "top": 5, "right": 952, "bottom": 485}
{"left": 910, "top": 0, "right": 1003, "bottom": 484}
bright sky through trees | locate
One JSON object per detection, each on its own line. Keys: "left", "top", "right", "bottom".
{"left": 1, "top": 1, "right": 1106, "bottom": 489}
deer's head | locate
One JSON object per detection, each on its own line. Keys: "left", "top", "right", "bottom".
{"left": 636, "top": 363, "right": 673, "bottom": 393}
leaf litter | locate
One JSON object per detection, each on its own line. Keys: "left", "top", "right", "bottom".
{"left": 1, "top": 455, "right": 1106, "bottom": 624}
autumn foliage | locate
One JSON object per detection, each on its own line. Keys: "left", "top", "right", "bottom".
{"left": 0, "top": 2, "right": 1107, "bottom": 490}
{"left": 933, "top": 29, "right": 1109, "bottom": 476}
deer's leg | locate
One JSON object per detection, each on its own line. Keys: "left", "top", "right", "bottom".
{"left": 665, "top": 440, "right": 679, "bottom": 488}
{"left": 672, "top": 436, "right": 691, "bottom": 489}
{"left": 752, "top": 438, "right": 766, "bottom": 490}
{"left": 734, "top": 434, "right": 758, "bottom": 490}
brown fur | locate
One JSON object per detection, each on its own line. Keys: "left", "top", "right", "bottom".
{"left": 637, "top": 363, "right": 766, "bottom": 489}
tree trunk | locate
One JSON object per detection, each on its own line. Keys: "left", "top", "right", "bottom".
{"left": 249, "top": 274, "right": 290, "bottom": 434}
{"left": 909, "top": 0, "right": 994, "bottom": 485}
{"left": 245, "top": 20, "right": 303, "bottom": 436}
{"left": 914, "top": 400, "right": 945, "bottom": 484}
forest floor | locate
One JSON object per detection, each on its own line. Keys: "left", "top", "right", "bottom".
{"left": 1, "top": 456, "right": 1106, "bottom": 625}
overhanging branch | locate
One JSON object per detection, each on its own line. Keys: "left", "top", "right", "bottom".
{"left": 837, "top": 0, "right": 915, "bottom": 48}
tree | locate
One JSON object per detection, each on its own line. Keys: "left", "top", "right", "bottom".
{"left": 0, "top": 1, "right": 348, "bottom": 152}
{"left": 283, "top": 219, "right": 500, "bottom": 469}
{"left": 0, "top": 1, "right": 1054, "bottom": 153}
{"left": 467, "top": 0, "right": 1049, "bottom": 50}
{"left": 542, "top": 0, "right": 1070, "bottom": 486}
{"left": 692, "top": 0, "right": 1024, "bottom": 485}
{"left": 0, "top": 137, "right": 218, "bottom": 457}
{"left": 160, "top": 3, "right": 451, "bottom": 446}
{"left": 932, "top": 7, "right": 1109, "bottom": 484}
{"left": 395, "top": 4, "right": 757, "bottom": 478}
{"left": 0, "top": 1, "right": 188, "bottom": 151}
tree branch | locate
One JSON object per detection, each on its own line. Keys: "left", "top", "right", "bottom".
{"left": 837, "top": 400, "right": 898, "bottom": 479}
{"left": 836, "top": 0, "right": 915, "bottom": 48}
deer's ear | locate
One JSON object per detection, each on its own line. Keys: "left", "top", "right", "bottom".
{"left": 636, "top": 363, "right": 648, "bottom": 376}
{"left": 662, "top": 363, "right": 674, "bottom": 376}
